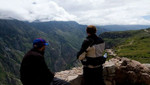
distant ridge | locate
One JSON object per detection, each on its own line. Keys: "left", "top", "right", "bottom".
{"left": 98, "top": 25, "right": 150, "bottom": 31}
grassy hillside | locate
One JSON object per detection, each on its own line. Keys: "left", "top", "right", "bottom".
{"left": 100, "top": 30, "right": 139, "bottom": 48}
{"left": 115, "top": 28, "right": 150, "bottom": 63}
{"left": 101, "top": 28, "right": 150, "bottom": 63}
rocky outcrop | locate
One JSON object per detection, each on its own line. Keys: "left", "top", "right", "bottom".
{"left": 55, "top": 57, "right": 150, "bottom": 85}
{"left": 103, "top": 57, "right": 150, "bottom": 85}
{"left": 55, "top": 67, "right": 83, "bottom": 82}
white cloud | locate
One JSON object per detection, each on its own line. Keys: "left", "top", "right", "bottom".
{"left": 0, "top": 0, "right": 150, "bottom": 25}
{"left": 52, "top": 0, "right": 150, "bottom": 25}
{"left": 0, "top": 0, "right": 76, "bottom": 22}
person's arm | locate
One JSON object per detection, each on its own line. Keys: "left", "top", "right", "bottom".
{"left": 37, "top": 55, "right": 54, "bottom": 83}
{"left": 77, "top": 39, "right": 93, "bottom": 59}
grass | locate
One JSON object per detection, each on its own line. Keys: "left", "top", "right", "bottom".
{"left": 0, "top": 63, "right": 7, "bottom": 84}
{"left": 115, "top": 30, "right": 150, "bottom": 63}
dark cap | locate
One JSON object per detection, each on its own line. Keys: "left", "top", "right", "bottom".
{"left": 33, "top": 38, "right": 48, "bottom": 48}
{"left": 86, "top": 25, "right": 97, "bottom": 34}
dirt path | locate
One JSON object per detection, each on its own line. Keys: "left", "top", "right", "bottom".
{"left": 118, "top": 40, "right": 134, "bottom": 50}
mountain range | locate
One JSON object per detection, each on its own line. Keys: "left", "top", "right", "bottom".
{"left": 0, "top": 19, "right": 150, "bottom": 85}
{"left": 99, "top": 25, "right": 150, "bottom": 31}
{"left": 0, "top": 19, "right": 87, "bottom": 85}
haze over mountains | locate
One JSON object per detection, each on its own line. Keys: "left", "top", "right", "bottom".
{"left": 0, "top": 19, "right": 150, "bottom": 85}
{"left": 99, "top": 25, "right": 150, "bottom": 31}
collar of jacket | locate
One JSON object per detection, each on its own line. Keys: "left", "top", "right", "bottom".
{"left": 87, "top": 34, "right": 98, "bottom": 39}
{"left": 31, "top": 48, "right": 45, "bottom": 56}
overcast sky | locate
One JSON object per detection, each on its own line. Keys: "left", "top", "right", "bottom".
{"left": 0, "top": 0, "right": 150, "bottom": 25}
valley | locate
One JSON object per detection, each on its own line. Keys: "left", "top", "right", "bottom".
{"left": 0, "top": 19, "right": 150, "bottom": 85}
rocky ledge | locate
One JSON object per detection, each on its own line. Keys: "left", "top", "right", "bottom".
{"left": 55, "top": 57, "right": 150, "bottom": 85}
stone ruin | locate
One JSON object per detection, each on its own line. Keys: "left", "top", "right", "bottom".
{"left": 55, "top": 57, "right": 150, "bottom": 85}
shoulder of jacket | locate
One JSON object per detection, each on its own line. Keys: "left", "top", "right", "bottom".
{"left": 98, "top": 37, "right": 104, "bottom": 43}
{"left": 26, "top": 50, "right": 43, "bottom": 58}
{"left": 85, "top": 37, "right": 94, "bottom": 42}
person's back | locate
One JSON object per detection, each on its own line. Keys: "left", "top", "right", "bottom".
{"left": 81, "top": 34, "right": 105, "bottom": 66}
{"left": 77, "top": 25, "right": 106, "bottom": 85}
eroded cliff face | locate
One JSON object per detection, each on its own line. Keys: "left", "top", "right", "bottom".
{"left": 55, "top": 57, "right": 150, "bottom": 85}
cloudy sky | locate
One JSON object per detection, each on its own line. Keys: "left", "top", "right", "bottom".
{"left": 0, "top": 0, "right": 150, "bottom": 25}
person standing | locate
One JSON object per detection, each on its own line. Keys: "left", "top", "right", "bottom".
{"left": 77, "top": 25, "right": 106, "bottom": 85}
{"left": 20, "top": 38, "right": 70, "bottom": 85}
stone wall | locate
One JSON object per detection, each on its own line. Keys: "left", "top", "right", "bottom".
{"left": 55, "top": 57, "right": 150, "bottom": 85}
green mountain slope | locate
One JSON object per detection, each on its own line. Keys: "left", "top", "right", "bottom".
{"left": 0, "top": 19, "right": 87, "bottom": 85}
{"left": 101, "top": 28, "right": 150, "bottom": 63}
{"left": 0, "top": 20, "right": 36, "bottom": 85}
